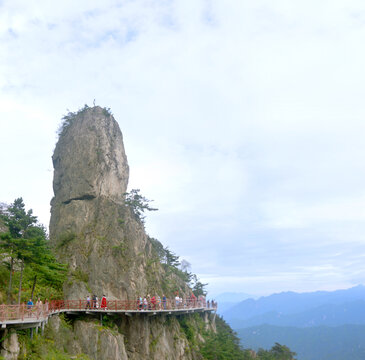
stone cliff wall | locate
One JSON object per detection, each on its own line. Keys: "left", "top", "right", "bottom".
{"left": 50, "top": 106, "right": 188, "bottom": 300}
{"left": 44, "top": 312, "right": 216, "bottom": 360}
{"left": 45, "top": 105, "right": 210, "bottom": 359}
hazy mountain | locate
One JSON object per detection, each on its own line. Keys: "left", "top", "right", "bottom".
{"left": 223, "top": 285, "right": 365, "bottom": 324}
{"left": 228, "top": 286, "right": 365, "bottom": 359}
{"left": 214, "top": 292, "right": 255, "bottom": 313}
{"left": 238, "top": 324, "right": 365, "bottom": 360}
{"left": 229, "top": 300, "right": 365, "bottom": 328}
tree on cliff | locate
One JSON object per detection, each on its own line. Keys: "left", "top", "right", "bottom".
{"left": 124, "top": 189, "right": 158, "bottom": 223}
{"left": 0, "top": 198, "right": 66, "bottom": 303}
{"left": 191, "top": 274, "right": 208, "bottom": 296}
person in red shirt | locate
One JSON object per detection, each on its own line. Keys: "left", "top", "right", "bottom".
{"left": 151, "top": 296, "right": 156, "bottom": 310}
{"left": 190, "top": 293, "right": 197, "bottom": 307}
{"left": 101, "top": 295, "right": 107, "bottom": 309}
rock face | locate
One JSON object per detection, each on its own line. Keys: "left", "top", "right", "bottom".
{"left": 50, "top": 106, "right": 178, "bottom": 300}
{"left": 0, "top": 329, "right": 20, "bottom": 360}
{"left": 40, "top": 310, "right": 217, "bottom": 360}
{"left": 48, "top": 105, "right": 213, "bottom": 359}
{"left": 52, "top": 106, "right": 129, "bottom": 206}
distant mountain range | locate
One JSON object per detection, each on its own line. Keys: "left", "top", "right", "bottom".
{"left": 222, "top": 285, "right": 365, "bottom": 360}
{"left": 228, "top": 300, "right": 365, "bottom": 328}
{"left": 222, "top": 285, "right": 365, "bottom": 327}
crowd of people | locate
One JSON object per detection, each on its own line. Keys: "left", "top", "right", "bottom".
{"left": 21, "top": 293, "right": 217, "bottom": 316}
{"left": 135, "top": 293, "right": 209, "bottom": 310}
{"left": 85, "top": 294, "right": 107, "bottom": 309}
{"left": 82, "top": 293, "right": 217, "bottom": 311}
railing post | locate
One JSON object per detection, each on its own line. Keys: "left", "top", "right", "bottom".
{"left": 0, "top": 304, "right": 4, "bottom": 322}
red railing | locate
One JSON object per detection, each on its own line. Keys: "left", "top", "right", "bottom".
{"left": 0, "top": 298, "right": 217, "bottom": 323}
{"left": 0, "top": 303, "right": 49, "bottom": 322}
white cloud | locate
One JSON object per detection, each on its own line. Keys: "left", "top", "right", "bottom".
{"left": 1, "top": 0, "right": 365, "bottom": 295}
{"left": 261, "top": 196, "right": 365, "bottom": 230}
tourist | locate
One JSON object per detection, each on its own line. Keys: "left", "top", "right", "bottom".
{"left": 86, "top": 295, "right": 91, "bottom": 309}
{"left": 27, "top": 298, "right": 33, "bottom": 309}
{"left": 101, "top": 295, "right": 107, "bottom": 309}
{"left": 175, "top": 295, "right": 180, "bottom": 308}
{"left": 27, "top": 298, "right": 33, "bottom": 317}
{"left": 190, "top": 293, "right": 196, "bottom": 307}
{"left": 162, "top": 294, "right": 167, "bottom": 310}
{"left": 156, "top": 295, "right": 161, "bottom": 310}
{"left": 44, "top": 299, "right": 49, "bottom": 314}
{"left": 151, "top": 295, "right": 156, "bottom": 310}
{"left": 143, "top": 296, "right": 148, "bottom": 310}
{"left": 36, "top": 298, "right": 43, "bottom": 316}
{"left": 147, "top": 295, "right": 152, "bottom": 310}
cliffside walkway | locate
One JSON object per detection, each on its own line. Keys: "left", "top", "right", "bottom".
{"left": 0, "top": 299, "right": 217, "bottom": 331}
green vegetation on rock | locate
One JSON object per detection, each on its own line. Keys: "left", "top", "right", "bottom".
{"left": 0, "top": 198, "right": 67, "bottom": 303}
{"left": 123, "top": 189, "right": 158, "bottom": 224}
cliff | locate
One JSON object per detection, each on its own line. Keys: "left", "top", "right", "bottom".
{"left": 46, "top": 105, "right": 214, "bottom": 359}
{"left": 50, "top": 106, "right": 189, "bottom": 301}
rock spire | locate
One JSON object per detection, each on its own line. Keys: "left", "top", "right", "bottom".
{"left": 50, "top": 106, "right": 147, "bottom": 299}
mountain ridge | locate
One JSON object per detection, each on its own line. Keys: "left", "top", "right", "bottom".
{"left": 223, "top": 284, "right": 365, "bottom": 323}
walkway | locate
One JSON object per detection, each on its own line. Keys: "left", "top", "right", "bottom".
{"left": 0, "top": 299, "right": 217, "bottom": 330}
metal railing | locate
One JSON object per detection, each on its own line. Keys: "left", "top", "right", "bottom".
{"left": 0, "top": 298, "right": 217, "bottom": 323}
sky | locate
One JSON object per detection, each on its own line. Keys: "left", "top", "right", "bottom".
{"left": 1, "top": 0, "right": 365, "bottom": 297}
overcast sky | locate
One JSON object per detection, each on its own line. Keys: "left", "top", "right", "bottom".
{"left": 1, "top": 0, "right": 365, "bottom": 297}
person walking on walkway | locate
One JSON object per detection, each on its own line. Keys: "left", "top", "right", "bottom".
{"left": 151, "top": 295, "right": 156, "bottom": 310}
{"left": 86, "top": 295, "right": 91, "bottom": 309}
{"left": 101, "top": 295, "right": 107, "bottom": 309}
{"left": 27, "top": 298, "right": 33, "bottom": 309}
{"left": 36, "top": 298, "right": 43, "bottom": 317}
{"left": 190, "top": 293, "right": 197, "bottom": 308}
{"left": 27, "top": 298, "right": 33, "bottom": 317}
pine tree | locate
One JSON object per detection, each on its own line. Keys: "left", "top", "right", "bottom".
{"left": 0, "top": 198, "right": 67, "bottom": 303}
